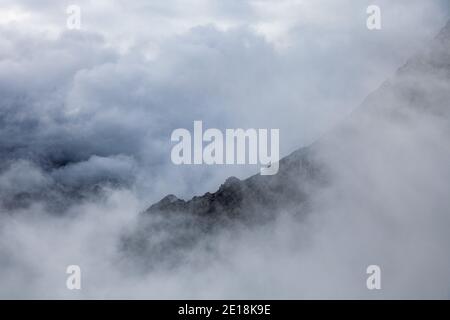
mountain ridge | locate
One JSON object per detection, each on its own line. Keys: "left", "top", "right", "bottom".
{"left": 144, "top": 19, "right": 450, "bottom": 220}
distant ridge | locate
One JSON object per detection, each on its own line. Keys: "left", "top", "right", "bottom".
{"left": 144, "top": 20, "right": 450, "bottom": 220}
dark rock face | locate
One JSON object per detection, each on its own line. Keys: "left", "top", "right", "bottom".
{"left": 145, "top": 146, "right": 327, "bottom": 220}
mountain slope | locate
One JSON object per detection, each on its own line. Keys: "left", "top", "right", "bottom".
{"left": 144, "top": 20, "right": 450, "bottom": 221}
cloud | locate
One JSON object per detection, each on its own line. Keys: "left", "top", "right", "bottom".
{"left": 0, "top": 0, "right": 449, "bottom": 298}
{"left": 1, "top": 1, "right": 447, "bottom": 193}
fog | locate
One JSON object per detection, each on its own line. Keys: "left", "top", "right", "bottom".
{"left": 0, "top": 0, "right": 449, "bottom": 299}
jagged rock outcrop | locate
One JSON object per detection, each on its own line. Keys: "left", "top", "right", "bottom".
{"left": 145, "top": 146, "right": 327, "bottom": 220}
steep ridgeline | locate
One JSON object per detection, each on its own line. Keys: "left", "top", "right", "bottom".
{"left": 144, "top": 20, "right": 450, "bottom": 221}
{"left": 146, "top": 147, "right": 326, "bottom": 220}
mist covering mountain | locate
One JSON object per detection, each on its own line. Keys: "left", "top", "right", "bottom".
{"left": 124, "top": 20, "right": 450, "bottom": 272}
{"left": 0, "top": 1, "right": 449, "bottom": 299}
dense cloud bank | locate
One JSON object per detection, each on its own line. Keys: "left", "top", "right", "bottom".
{"left": 0, "top": 1, "right": 449, "bottom": 298}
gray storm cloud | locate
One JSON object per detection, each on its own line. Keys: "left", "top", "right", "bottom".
{"left": 0, "top": 0, "right": 449, "bottom": 299}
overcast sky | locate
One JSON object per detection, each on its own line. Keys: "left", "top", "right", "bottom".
{"left": 0, "top": 0, "right": 449, "bottom": 201}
